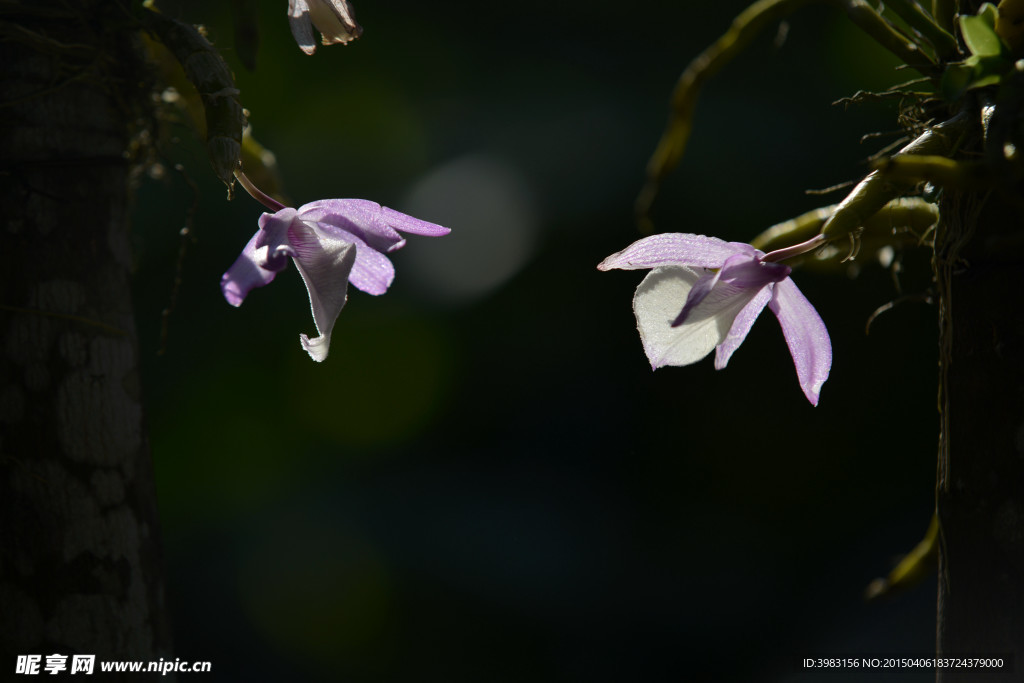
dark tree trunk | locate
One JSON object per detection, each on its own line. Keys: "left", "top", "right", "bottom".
{"left": 935, "top": 181, "right": 1024, "bottom": 679}
{"left": 932, "top": 0, "right": 1024, "bottom": 675}
{"left": 0, "top": 0, "right": 172, "bottom": 675}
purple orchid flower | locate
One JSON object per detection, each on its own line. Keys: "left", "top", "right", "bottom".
{"left": 288, "top": 0, "right": 362, "bottom": 55}
{"left": 222, "top": 199, "right": 449, "bottom": 362}
{"left": 598, "top": 233, "right": 831, "bottom": 405}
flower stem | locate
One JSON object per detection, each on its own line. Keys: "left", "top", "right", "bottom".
{"left": 234, "top": 168, "right": 286, "bottom": 212}
{"left": 762, "top": 234, "right": 826, "bottom": 262}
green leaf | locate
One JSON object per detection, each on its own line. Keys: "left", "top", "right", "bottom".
{"left": 960, "top": 4, "right": 1004, "bottom": 58}
{"left": 978, "top": 2, "right": 999, "bottom": 26}
{"left": 941, "top": 63, "right": 976, "bottom": 100}
{"left": 971, "top": 53, "right": 1010, "bottom": 83}
{"left": 970, "top": 72, "right": 1003, "bottom": 89}
{"left": 940, "top": 52, "right": 1009, "bottom": 100}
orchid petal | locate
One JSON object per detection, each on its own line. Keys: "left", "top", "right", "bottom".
{"left": 681, "top": 275, "right": 763, "bottom": 330}
{"left": 307, "top": 222, "right": 395, "bottom": 296}
{"left": 300, "top": 199, "right": 405, "bottom": 253}
{"left": 598, "top": 234, "right": 752, "bottom": 272}
{"left": 307, "top": 0, "right": 361, "bottom": 46}
{"left": 672, "top": 250, "right": 781, "bottom": 327}
{"left": 634, "top": 266, "right": 752, "bottom": 368}
{"left": 769, "top": 277, "right": 832, "bottom": 406}
{"left": 672, "top": 268, "right": 721, "bottom": 326}
{"left": 291, "top": 239, "right": 357, "bottom": 362}
{"left": 220, "top": 230, "right": 278, "bottom": 307}
{"left": 300, "top": 199, "right": 451, "bottom": 257}
{"left": 718, "top": 255, "right": 791, "bottom": 288}
{"left": 287, "top": 0, "right": 317, "bottom": 55}
{"left": 256, "top": 209, "right": 300, "bottom": 270}
{"left": 714, "top": 286, "right": 773, "bottom": 369}
{"left": 380, "top": 206, "right": 452, "bottom": 237}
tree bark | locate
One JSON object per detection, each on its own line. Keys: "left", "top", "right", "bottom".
{"left": 935, "top": 153, "right": 1024, "bottom": 678}
{"left": 932, "top": 0, "right": 1024, "bottom": 674}
{"left": 0, "top": 0, "right": 173, "bottom": 675}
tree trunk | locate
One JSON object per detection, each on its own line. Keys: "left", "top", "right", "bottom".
{"left": 0, "top": 0, "right": 173, "bottom": 675}
{"left": 935, "top": 170, "right": 1024, "bottom": 679}
{"left": 932, "top": 0, "right": 1024, "bottom": 674}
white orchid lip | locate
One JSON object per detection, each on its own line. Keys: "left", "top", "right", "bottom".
{"left": 600, "top": 232, "right": 832, "bottom": 406}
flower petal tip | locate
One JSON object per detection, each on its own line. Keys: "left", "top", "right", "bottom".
{"left": 597, "top": 252, "right": 627, "bottom": 271}
{"left": 379, "top": 206, "right": 451, "bottom": 237}
{"left": 644, "top": 346, "right": 669, "bottom": 371}
{"left": 220, "top": 279, "right": 245, "bottom": 307}
{"left": 803, "top": 380, "right": 825, "bottom": 407}
{"left": 300, "top": 333, "right": 330, "bottom": 362}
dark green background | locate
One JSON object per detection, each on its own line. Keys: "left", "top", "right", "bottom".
{"left": 133, "top": 1, "right": 939, "bottom": 680}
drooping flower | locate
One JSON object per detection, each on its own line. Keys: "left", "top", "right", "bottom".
{"left": 222, "top": 199, "right": 449, "bottom": 361}
{"left": 598, "top": 233, "right": 831, "bottom": 405}
{"left": 288, "top": 0, "right": 362, "bottom": 55}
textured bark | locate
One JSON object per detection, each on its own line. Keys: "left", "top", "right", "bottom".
{"left": 934, "top": 165, "right": 1024, "bottom": 678}
{"left": 931, "top": 0, "right": 1024, "bottom": 673}
{"left": 0, "top": 0, "right": 173, "bottom": 675}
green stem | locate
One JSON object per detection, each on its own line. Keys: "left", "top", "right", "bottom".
{"left": 636, "top": 0, "right": 944, "bottom": 231}
{"left": 751, "top": 197, "right": 939, "bottom": 252}
{"left": 932, "top": 0, "right": 956, "bottom": 35}
{"left": 841, "top": 0, "right": 938, "bottom": 75}
{"left": 821, "top": 112, "right": 969, "bottom": 239}
{"left": 235, "top": 168, "right": 287, "bottom": 212}
{"left": 635, "top": 0, "right": 822, "bottom": 229}
{"left": 884, "top": 0, "right": 960, "bottom": 61}
{"left": 762, "top": 234, "right": 827, "bottom": 262}
{"left": 873, "top": 155, "right": 992, "bottom": 189}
